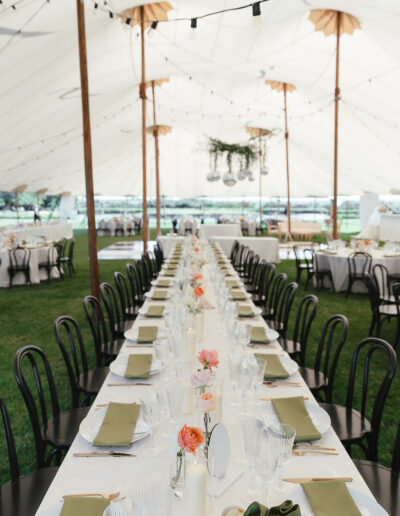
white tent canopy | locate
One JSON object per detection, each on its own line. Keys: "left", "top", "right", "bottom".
{"left": 1, "top": 0, "right": 400, "bottom": 198}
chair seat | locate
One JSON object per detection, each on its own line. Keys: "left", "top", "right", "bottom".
{"left": 115, "top": 320, "right": 133, "bottom": 337}
{"left": 319, "top": 403, "right": 371, "bottom": 443}
{"left": 379, "top": 304, "right": 398, "bottom": 316}
{"left": 78, "top": 367, "right": 109, "bottom": 394}
{"left": 0, "top": 467, "right": 58, "bottom": 516}
{"left": 269, "top": 320, "right": 283, "bottom": 332}
{"left": 354, "top": 459, "right": 400, "bottom": 515}
{"left": 100, "top": 338, "right": 124, "bottom": 358}
{"left": 43, "top": 406, "right": 90, "bottom": 449}
{"left": 298, "top": 366, "right": 326, "bottom": 391}
{"left": 280, "top": 338, "right": 300, "bottom": 356}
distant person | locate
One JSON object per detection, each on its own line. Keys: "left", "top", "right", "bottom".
{"left": 33, "top": 204, "right": 41, "bottom": 223}
{"left": 172, "top": 218, "right": 178, "bottom": 233}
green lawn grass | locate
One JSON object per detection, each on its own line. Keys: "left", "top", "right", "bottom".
{"left": 0, "top": 233, "right": 398, "bottom": 485}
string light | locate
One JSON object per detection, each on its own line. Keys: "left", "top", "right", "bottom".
{"left": 190, "top": 18, "right": 197, "bottom": 39}
{"left": 147, "top": 20, "right": 157, "bottom": 38}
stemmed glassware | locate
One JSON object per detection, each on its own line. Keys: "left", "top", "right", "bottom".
{"left": 141, "top": 392, "right": 162, "bottom": 457}
{"left": 241, "top": 416, "right": 264, "bottom": 496}
{"left": 237, "top": 355, "right": 257, "bottom": 413}
{"left": 153, "top": 338, "right": 170, "bottom": 380}
{"left": 252, "top": 357, "right": 267, "bottom": 404}
{"left": 166, "top": 382, "right": 185, "bottom": 429}
{"left": 236, "top": 323, "right": 252, "bottom": 350}
{"left": 267, "top": 422, "right": 296, "bottom": 492}
{"left": 254, "top": 429, "right": 279, "bottom": 503}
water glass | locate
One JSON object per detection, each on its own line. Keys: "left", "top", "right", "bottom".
{"left": 166, "top": 382, "right": 185, "bottom": 423}
{"left": 237, "top": 323, "right": 252, "bottom": 349}
{"left": 267, "top": 423, "right": 296, "bottom": 491}
{"left": 154, "top": 338, "right": 169, "bottom": 371}
{"left": 241, "top": 417, "right": 264, "bottom": 495}
{"left": 141, "top": 393, "right": 162, "bottom": 457}
{"left": 254, "top": 430, "right": 279, "bottom": 502}
{"left": 131, "top": 483, "right": 173, "bottom": 516}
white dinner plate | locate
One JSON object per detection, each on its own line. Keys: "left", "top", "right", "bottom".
{"left": 37, "top": 500, "right": 129, "bottom": 516}
{"left": 79, "top": 406, "right": 149, "bottom": 445}
{"left": 264, "top": 327, "right": 280, "bottom": 341}
{"left": 150, "top": 279, "right": 172, "bottom": 287}
{"left": 109, "top": 354, "right": 161, "bottom": 377}
{"left": 144, "top": 291, "right": 170, "bottom": 300}
{"left": 230, "top": 292, "right": 252, "bottom": 300}
{"left": 289, "top": 485, "right": 388, "bottom": 516}
{"left": 124, "top": 326, "right": 166, "bottom": 342}
{"left": 260, "top": 400, "right": 331, "bottom": 436}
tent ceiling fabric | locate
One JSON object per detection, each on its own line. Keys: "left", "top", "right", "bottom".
{"left": 0, "top": 0, "right": 400, "bottom": 198}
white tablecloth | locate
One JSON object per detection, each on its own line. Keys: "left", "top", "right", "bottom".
{"left": 199, "top": 224, "right": 242, "bottom": 239}
{"left": 157, "top": 235, "right": 184, "bottom": 257}
{"left": 3, "top": 222, "right": 73, "bottom": 242}
{"left": 98, "top": 220, "right": 135, "bottom": 237}
{"left": 0, "top": 245, "right": 61, "bottom": 287}
{"left": 315, "top": 248, "right": 400, "bottom": 292}
{"left": 36, "top": 243, "right": 377, "bottom": 515}
{"left": 211, "top": 236, "right": 279, "bottom": 263}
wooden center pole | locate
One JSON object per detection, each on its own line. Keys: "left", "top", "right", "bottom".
{"left": 283, "top": 83, "right": 292, "bottom": 240}
{"left": 140, "top": 6, "right": 148, "bottom": 251}
{"left": 151, "top": 81, "right": 161, "bottom": 236}
{"left": 332, "top": 11, "right": 341, "bottom": 240}
{"left": 76, "top": 0, "right": 99, "bottom": 299}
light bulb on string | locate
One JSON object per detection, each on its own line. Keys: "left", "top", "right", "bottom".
{"left": 148, "top": 21, "right": 158, "bottom": 38}
{"left": 190, "top": 18, "right": 197, "bottom": 40}
{"left": 252, "top": 2, "right": 262, "bottom": 26}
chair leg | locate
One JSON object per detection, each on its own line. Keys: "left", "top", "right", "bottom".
{"left": 296, "top": 268, "right": 301, "bottom": 283}
{"left": 346, "top": 278, "right": 352, "bottom": 298}
{"left": 369, "top": 314, "right": 376, "bottom": 336}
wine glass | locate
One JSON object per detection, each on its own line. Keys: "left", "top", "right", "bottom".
{"left": 241, "top": 417, "right": 264, "bottom": 496}
{"left": 237, "top": 355, "right": 257, "bottom": 413}
{"left": 267, "top": 422, "right": 296, "bottom": 492}
{"left": 153, "top": 338, "right": 169, "bottom": 376}
{"left": 252, "top": 357, "right": 267, "bottom": 404}
{"left": 254, "top": 429, "right": 279, "bottom": 503}
{"left": 237, "top": 323, "right": 252, "bottom": 350}
{"left": 166, "top": 382, "right": 185, "bottom": 426}
{"left": 141, "top": 393, "right": 162, "bottom": 457}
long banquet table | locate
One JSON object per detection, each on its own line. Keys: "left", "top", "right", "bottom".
{"left": 36, "top": 241, "right": 379, "bottom": 515}
{"left": 199, "top": 223, "right": 242, "bottom": 239}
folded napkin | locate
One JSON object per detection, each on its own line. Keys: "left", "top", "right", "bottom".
{"left": 125, "top": 354, "right": 153, "bottom": 378}
{"left": 271, "top": 397, "right": 321, "bottom": 442}
{"left": 151, "top": 290, "right": 168, "bottom": 300}
{"left": 237, "top": 304, "right": 255, "bottom": 317}
{"left": 231, "top": 290, "right": 247, "bottom": 301}
{"left": 166, "top": 263, "right": 177, "bottom": 270}
{"left": 251, "top": 326, "right": 270, "bottom": 344}
{"left": 244, "top": 500, "right": 301, "bottom": 516}
{"left": 302, "top": 480, "right": 361, "bottom": 516}
{"left": 156, "top": 279, "right": 171, "bottom": 288}
{"left": 137, "top": 326, "right": 158, "bottom": 343}
{"left": 144, "top": 305, "right": 164, "bottom": 317}
{"left": 255, "top": 354, "right": 288, "bottom": 379}
{"left": 226, "top": 279, "right": 241, "bottom": 288}
{"left": 319, "top": 249, "right": 338, "bottom": 255}
{"left": 93, "top": 402, "right": 140, "bottom": 447}
{"left": 163, "top": 270, "right": 175, "bottom": 277}
{"left": 60, "top": 497, "right": 110, "bottom": 516}
{"left": 384, "top": 253, "right": 400, "bottom": 257}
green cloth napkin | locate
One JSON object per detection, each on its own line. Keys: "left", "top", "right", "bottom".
{"left": 226, "top": 279, "right": 241, "bottom": 288}
{"left": 251, "top": 326, "right": 270, "bottom": 344}
{"left": 93, "top": 402, "right": 141, "bottom": 447}
{"left": 60, "top": 497, "right": 110, "bottom": 516}
{"left": 156, "top": 279, "right": 171, "bottom": 288}
{"left": 166, "top": 263, "right": 177, "bottom": 270}
{"left": 163, "top": 270, "right": 175, "bottom": 277}
{"left": 137, "top": 326, "right": 158, "bottom": 343}
{"left": 302, "top": 480, "right": 361, "bottom": 516}
{"left": 125, "top": 354, "right": 153, "bottom": 378}
{"left": 237, "top": 304, "right": 255, "bottom": 317}
{"left": 271, "top": 396, "right": 321, "bottom": 442}
{"left": 255, "top": 354, "right": 289, "bottom": 379}
{"left": 231, "top": 290, "right": 247, "bottom": 300}
{"left": 151, "top": 290, "right": 168, "bottom": 300}
{"left": 144, "top": 305, "right": 165, "bottom": 317}
{"left": 244, "top": 500, "right": 302, "bottom": 516}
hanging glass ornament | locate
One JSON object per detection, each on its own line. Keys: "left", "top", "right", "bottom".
{"left": 223, "top": 172, "right": 236, "bottom": 186}
{"left": 260, "top": 167, "right": 269, "bottom": 175}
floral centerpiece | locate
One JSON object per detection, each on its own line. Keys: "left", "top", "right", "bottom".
{"left": 195, "top": 349, "right": 220, "bottom": 443}
{"left": 171, "top": 425, "right": 204, "bottom": 493}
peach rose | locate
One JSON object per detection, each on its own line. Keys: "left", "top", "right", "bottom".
{"left": 194, "top": 286, "right": 204, "bottom": 297}
{"left": 197, "top": 349, "right": 219, "bottom": 372}
{"left": 177, "top": 425, "right": 204, "bottom": 455}
{"left": 197, "top": 392, "right": 217, "bottom": 413}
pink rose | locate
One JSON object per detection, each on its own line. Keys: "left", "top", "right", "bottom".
{"left": 197, "top": 349, "right": 219, "bottom": 372}
{"left": 197, "top": 392, "right": 217, "bottom": 413}
{"left": 190, "top": 370, "right": 212, "bottom": 388}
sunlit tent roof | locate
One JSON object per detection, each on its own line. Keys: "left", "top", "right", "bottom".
{"left": 1, "top": 0, "right": 400, "bottom": 198}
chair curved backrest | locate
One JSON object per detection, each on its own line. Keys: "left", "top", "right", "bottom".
{"left": 266, "top": 272, "right": 287, "bottom": 315}
{"left": 140, "top": 255, "right": 152, "bottom": 290}
{"left": 248, "top": 254, "right": 260, "bottom": 284}
{"left": 67, "top": 239, "right": 75, "bottom": 261}
{"left": 53, "top": 315, "right": 89, "bottom": 407}
{"left": 126, "top": 262, "right": 142, "bottom": 303}
{"left": 292, "top": 294, "right": 318, "bottom": 366}
{"left": 114, "top": 271, "right": 134, "bottom": 321}
{"left": 259, "top": 263, "right": 275, "bottom": 304}
{"left": 230, "top": 240, "right": 240, "bottom": 262}
{"left": 314, "top": 314, "right": 348, "bottom": 402}
{"left": 0, "top": 397, "right": 20, "bottom": 481}
{"left": 346, "top": 337, "right": 397, "bottom": 462}
{"left": 252, "top": 259, "right": 266, "bottom": 293}
{"left": 14, "top": 346, "right": 60, "bottom": 468}
{"left": 303, "top": 248, "right": 315, "bottom": 269}
{"left": 348, "top": 252, "right": 372, "bottom": 277}
{"left": 83, "top": 295, "right": 109, "bottom": 367}
{"left": 292, "top": 245, "right": 302, "bottom": 267}
{"left": 366, "top": 275, "right": 380, "bottom": 313}
{"left": 391, "top": 422, "right": 400, "bottom": 473}
{"left": 100, "top": 282, "right": 123, "bottom": 339}
{"left": 373, "top": 263, "right": 391, "bottom": 300}
{"left": 274, "top": 282, "right": 298, "bottom": 338}
{"left": 9, "top": 247, "right": 30, "bottom": 268}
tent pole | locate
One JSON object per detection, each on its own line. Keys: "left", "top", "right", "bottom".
{"left": 258, "top": 133, "right": 262, "bottom": 226}
{"left": 283, "top": 83, "right": 292, "bottom": 241}
{"left": 151, "top": 81, "right": 161, "bottom": 236}
{"left": 76, "top": 0, "right": 99, "bottom": 299}
{"left": 140, "top": 5, "right": 148, "bottom": 251}
{"left": 332, "top": 10, "right": 341, "bottom": 240}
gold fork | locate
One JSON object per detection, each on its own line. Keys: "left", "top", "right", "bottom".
{"left": 293, "top": 450, "right": 339, "bottom": 456}
{"left": 62, "top": 491, "right": 120, "bottom": 501}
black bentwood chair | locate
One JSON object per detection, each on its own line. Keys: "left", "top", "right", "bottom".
{"left": 58, "top": 238, "right": 76, "bottom": 276}
{"left": 14, "top": 346, "right": 89, "bottom": 467}
{"left": 126, "top": 262, "right": 144, "bottom": 305}
{"left": 253, "top": 263, "right": 275, "bottom": 307}
{"left": 293, "top": 245, "right": 314, "bottom": 287}
{"left": 100, "top": 282, "right": 133, "bottom": 339}
{"left": 320, "top": 337, "right": 397, "bottom": 462}
{"left": 346, "top": 251, "right": 372, "bottom": 297}
{"left": 281, "top": 294, "right": 318, "bottom": 363}
{"left": 54, "top": 316, "right": 109, "bottom": 406}
{"left": 8, "top": 247, "right": 31, "bottom": 287}
{"left": 268, "top": 282, "right": 298, "bottom": 340}
{"left": 367, "top": 276, "right": 399, "bottom": 343}
{"left": 262, "top": 272, "right": 287, "bottom": 322}
{"left": 298, "top": 314, "right": 348, "bottom": 401}
{"left": 83, "top": 295, "right": 125, "bottom": 366}
{"left": 38, "top": 245, "right": 62, "bottom": 282}
{"left": 0, "top": 397, "right": 58, "bottom": 516}
{"left": 114, "top": 271, "right": 138, "bottom": 321}
{"left": 354, "top": 422, "right": 400, "bottom": 515}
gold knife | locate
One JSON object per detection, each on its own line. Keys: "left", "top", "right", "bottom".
{"left": 107, "top": 382, "right": 152, "bottom": 386}
{"left": 283, "top": 477, "right": 353, "bottom": 484}
{"left": 73, "top": 452, "right": 136, "bottom": 457}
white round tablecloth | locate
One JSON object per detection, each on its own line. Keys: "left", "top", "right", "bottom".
{"left": 315, "top": 248, "right": 400, "bottom": 292}
{"left": 199, "top": 223, "right": 242, "bottom": 239}
{"left": 1, "top": 222, "right": 73, "bottom": 242}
